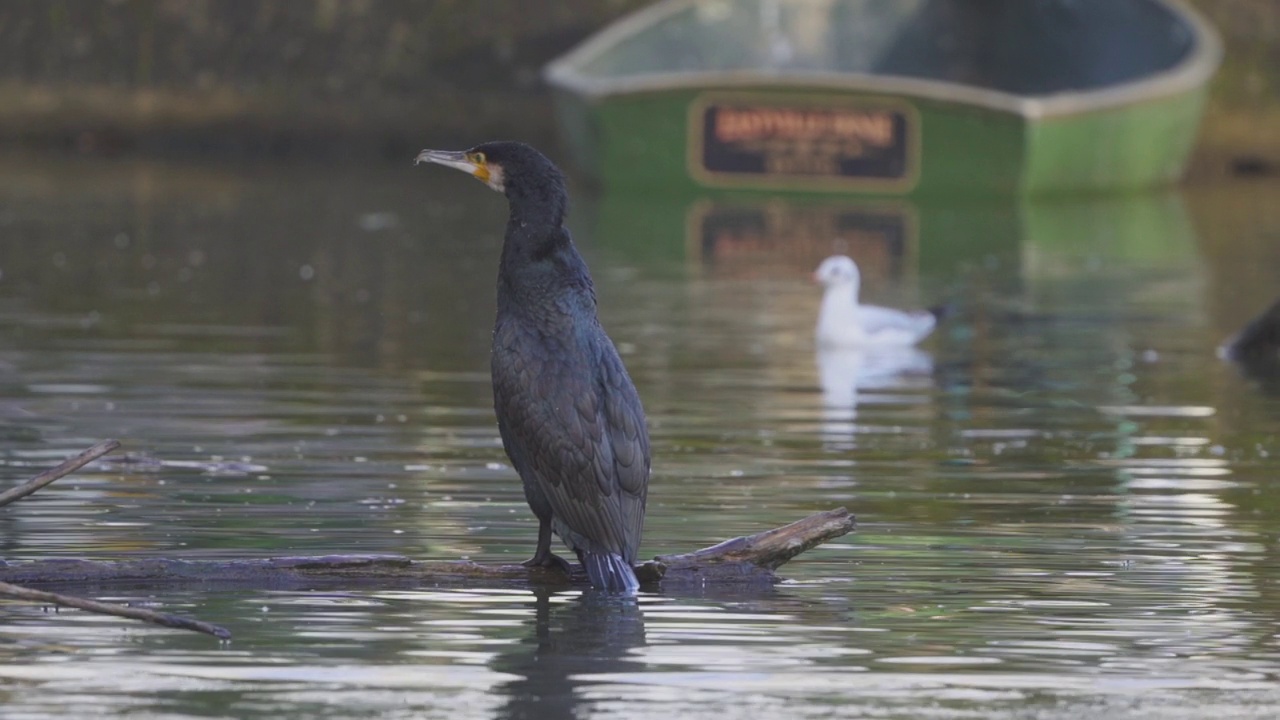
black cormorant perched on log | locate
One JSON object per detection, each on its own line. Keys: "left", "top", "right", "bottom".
{"left": 415, "top": 141, "right": 650, "bottom": 593}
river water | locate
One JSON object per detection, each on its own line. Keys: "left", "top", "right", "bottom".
{"left": 1, "top": 154, "right": 1278, "bottom": 719}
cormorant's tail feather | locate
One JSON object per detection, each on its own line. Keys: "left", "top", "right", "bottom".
{"left": 581, "top": 551, "right": 640, "bottom": 594}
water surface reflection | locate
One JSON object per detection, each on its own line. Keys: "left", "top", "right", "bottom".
{"left": 2, "top": 155, "right": 1280, "bottom": 718}
{"left": 492, "top": 591, "right": 646, "bottom": 719}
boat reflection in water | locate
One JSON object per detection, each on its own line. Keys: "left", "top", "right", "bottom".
{"left": 576, "top": 182, "right": 1196, "bottom": 295}
{"left": 573, "top": 187, "right": 1023, "bottom": 277}
{"left": 575, "top": 186, "right": 1199, "bottom": 451}
{"left": 681, "top": 195, "right": 947, "bottom": 449}
{"left": 575, "top": 189, "right": 971, "bottom": 450}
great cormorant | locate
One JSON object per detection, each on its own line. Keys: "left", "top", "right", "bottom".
{"left": 416, "top": 141, "right": 650, "bottom": 593}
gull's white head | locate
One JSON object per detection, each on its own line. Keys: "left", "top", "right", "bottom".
{"left": 814, "top": 255, "right": 860, "bottom": 288}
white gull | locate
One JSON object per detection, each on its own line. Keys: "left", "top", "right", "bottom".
{"left": 814, "top": 255, "right": 941, "bottom": 349}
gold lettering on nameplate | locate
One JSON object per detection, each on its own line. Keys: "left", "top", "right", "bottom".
{"left": 698, "top": 101, "right": 911, "bottom": 183}
{"left": 713, "top": 108, "right": 896, "bottom": 148}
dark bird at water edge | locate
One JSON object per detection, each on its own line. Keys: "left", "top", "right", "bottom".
{"left": 1219, "top": 294, "right": 1280, "bottom": 383}
{"left": 415, "top": 141, "right": 650, "bottom": 593}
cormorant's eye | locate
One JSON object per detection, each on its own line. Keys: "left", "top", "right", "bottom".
{"left": 472, "top": 152, "right": 486, "bottom": 165}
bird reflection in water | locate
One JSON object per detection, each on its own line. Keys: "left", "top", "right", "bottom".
{"left": 491, "top": 589, "right": 646, "bottom": 720}
{"left": 816, "top": 345, "right": 934, "bottom": 449}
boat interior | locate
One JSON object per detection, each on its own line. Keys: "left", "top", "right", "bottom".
{"left": 574, "top": 0, "right": 1200, "bottom": 95}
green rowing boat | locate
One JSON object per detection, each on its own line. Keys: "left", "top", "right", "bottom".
{"left": 545, "top": 0, "right": 1221, "bottom": 197}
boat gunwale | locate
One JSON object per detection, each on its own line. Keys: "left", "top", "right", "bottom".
{"left": 543, "top": 0, "right": 1222, "bottom": 120}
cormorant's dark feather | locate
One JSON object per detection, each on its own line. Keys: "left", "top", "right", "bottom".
{"left": 491, "top": 249, "right": 649, "bottom": 563}
{"left": 426, "top": 140, "right": 650, "bottom": 592}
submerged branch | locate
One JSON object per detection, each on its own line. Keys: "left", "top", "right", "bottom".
{"left": 0, "top": 508, "right": 857, "bottom": 589}
{"left": 0, "top": 580, "right": 231, "bottom": 640}
{"left": 3, "top": 440, "right": 229, "bottom": 640}
{"left": 0, "top": 439, "right": 121, "bottom": 508}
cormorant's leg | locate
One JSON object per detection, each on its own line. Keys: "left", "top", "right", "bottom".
{"left": 522, "top": 518, "right": 572, "bottom": 575}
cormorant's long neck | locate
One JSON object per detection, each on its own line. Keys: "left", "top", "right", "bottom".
{"left": 498, "top": 182, "right": 570, "bottom": 277}
{"left": 506, "top": 180, "right": 567, "bottom": 231}
{"left": 495, "top": 180, "right": 594, "bottom": 315}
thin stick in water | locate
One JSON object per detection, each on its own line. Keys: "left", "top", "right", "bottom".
{"left": 0, "top": 439, "right": 121, "bottom": 508}
{"left": 0, "top": 580, "right": 231, "bottom": 640}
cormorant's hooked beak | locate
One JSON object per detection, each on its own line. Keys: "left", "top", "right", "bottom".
{"left": 415, "top": 149, "right": 502, "bottom": 191}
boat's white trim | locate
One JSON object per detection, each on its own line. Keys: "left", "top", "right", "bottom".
{"left": 543, "top": 0, "right": 1222, "bottom": 119}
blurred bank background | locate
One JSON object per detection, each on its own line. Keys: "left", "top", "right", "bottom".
{"left": 0, "top": 0, "right": 1270, "bottom": 177}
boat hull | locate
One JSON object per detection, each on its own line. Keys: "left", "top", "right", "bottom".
{"left": 546, "top": 0, "right": 1220, "bottom": 198}
{"left": 551, "top": 81, "right": 1211, "bottom": 198}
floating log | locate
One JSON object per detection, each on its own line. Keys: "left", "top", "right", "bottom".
{"left": 3, "top": 441, "right": 856, "bottom": 641}
{"left": 0, "top": 508, "right": 856, "bottom": 590}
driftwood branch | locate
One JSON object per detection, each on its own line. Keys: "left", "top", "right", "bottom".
{"left": 0, "top": 439, "right": 120, "bottom": 508}
{"left": 1, "top": 508, "right": 857, "bottom": 589}
{"left": 2, "top": 440, "right": 230, "bottom": 640}
{"left": 0, "top": 580, "right": 231, "bottom": 639}
{"left": 652, "top": 507, "right": 855, "bottom": 577}
{"left": 3, "top": 442, "right": 857, "bottom": 639}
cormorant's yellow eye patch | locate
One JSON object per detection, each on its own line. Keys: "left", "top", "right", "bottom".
{"left": 466, "top": 152, "right": 492, "bottom": 184}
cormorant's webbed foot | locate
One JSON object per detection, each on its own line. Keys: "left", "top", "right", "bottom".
{"left": 521, "top": 519, "right": 573, "bottom": 575}
{"left": 521, "top": 549, "right": 573, "bottom": 575}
